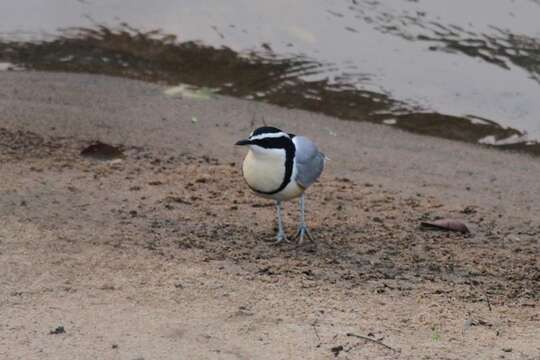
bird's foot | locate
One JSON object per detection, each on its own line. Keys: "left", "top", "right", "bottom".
{"left": 272, "top": 231, "right": 290, "bottom": 245}
{"left": 293, "top": 224, "right": 314, "bottom": 245}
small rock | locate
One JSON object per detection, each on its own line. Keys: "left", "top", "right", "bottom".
{"left": 461, "top": 206, "right": 477, "bottom": 214}
{"left": 331, "top": 345, "right": 344, "bottom": 357}
{"left": 80, "top": 142, "right": 124, "bottom": 161}
{"left": 49, "top": 326, "right": 65, "bottom": 335}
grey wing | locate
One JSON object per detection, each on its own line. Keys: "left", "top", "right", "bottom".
{"left": 293, "top": 136, "right": 325, "bottom": 189}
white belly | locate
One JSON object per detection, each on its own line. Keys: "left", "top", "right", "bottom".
{"left": 242, "top": 150, "right": 304, "bottom": 201}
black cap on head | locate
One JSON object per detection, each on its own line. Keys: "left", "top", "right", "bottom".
{"left": 250, "top": 126, "right": 284, "bottom": 137}
{"left": 235, "top": 126, "right": 296, "bottom": 149}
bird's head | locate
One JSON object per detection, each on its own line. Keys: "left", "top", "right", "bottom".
{"left": 235, "top": 126, "right": 294, "bottom": 156}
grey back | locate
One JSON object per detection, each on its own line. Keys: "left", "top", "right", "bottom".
{"left": 293, "top": 136, "right": 325, "bottom": 188}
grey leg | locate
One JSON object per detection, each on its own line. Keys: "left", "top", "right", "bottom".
{"left": 273, "top": 201, "right": 289, "bottom": 244}
{"left": 293, "top": 194, "right": 314, "bottom": 244}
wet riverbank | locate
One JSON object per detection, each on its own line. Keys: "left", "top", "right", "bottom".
{"left": 1, "top": 26, "right": 539, "bottom": 155}
{"left": 1, "top": 0, "right": 540, "bottom": 155}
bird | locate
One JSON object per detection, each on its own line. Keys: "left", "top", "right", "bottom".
{"left": 235, "top": 126, "right": 325, "bottom": 244}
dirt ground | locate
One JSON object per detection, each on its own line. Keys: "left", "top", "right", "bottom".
{"left": 0, "top": 72, "right": 539, "bottom": 359}
{"left": 0, "top": 126, "right": 537, "bottom": 360}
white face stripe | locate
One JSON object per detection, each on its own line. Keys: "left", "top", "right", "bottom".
{"left": 249, "top": 132, "right": 289, "bottom": 141}
{"left": 249, "top": 144, "right": 286, "bottom": 156}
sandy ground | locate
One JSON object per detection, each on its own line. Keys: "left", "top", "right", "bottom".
{"left": 0, "top": 71, "right": 539, "bottom": 359}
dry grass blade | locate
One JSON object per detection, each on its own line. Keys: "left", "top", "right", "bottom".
{"left": 346, "top": 333, "right": 399, "bottom": 353}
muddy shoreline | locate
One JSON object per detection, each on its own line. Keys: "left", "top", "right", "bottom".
{"left": 1, "top": 25, "right": 538, "bottom": 155}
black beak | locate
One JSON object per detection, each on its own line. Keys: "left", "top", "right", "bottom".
{"left": 235, "top": 139, "right": 251, "bottom": 146}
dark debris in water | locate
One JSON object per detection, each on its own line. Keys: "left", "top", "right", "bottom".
{"left": 378, "top": 112, "right": 520, "bottom": 145}
{"left": 80, "top": 141, "right": 124, "bottom": 161}
{"left": 350, "top": 2, "right": 540, "bottom": 84}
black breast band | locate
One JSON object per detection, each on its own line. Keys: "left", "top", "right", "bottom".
{"left": 249, "top": 137, "right": 296, "bottom": 195}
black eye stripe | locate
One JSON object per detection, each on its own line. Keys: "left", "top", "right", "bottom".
{"left": 251, "top": 136, "right": 292, "bottom": 149}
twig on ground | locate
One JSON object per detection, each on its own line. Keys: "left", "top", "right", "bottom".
{"left": 312, "top": 320, "right": 321, "bottom": 343}
{"left": 346, "top": 332, "right": 399, "bottom": 352}
{"left": 485, "top": 292, "right": 492, "bottom": 312}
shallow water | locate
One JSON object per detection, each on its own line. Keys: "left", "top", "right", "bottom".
{"left": 1, "top": 0, "right": 539, "bottom": 151}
